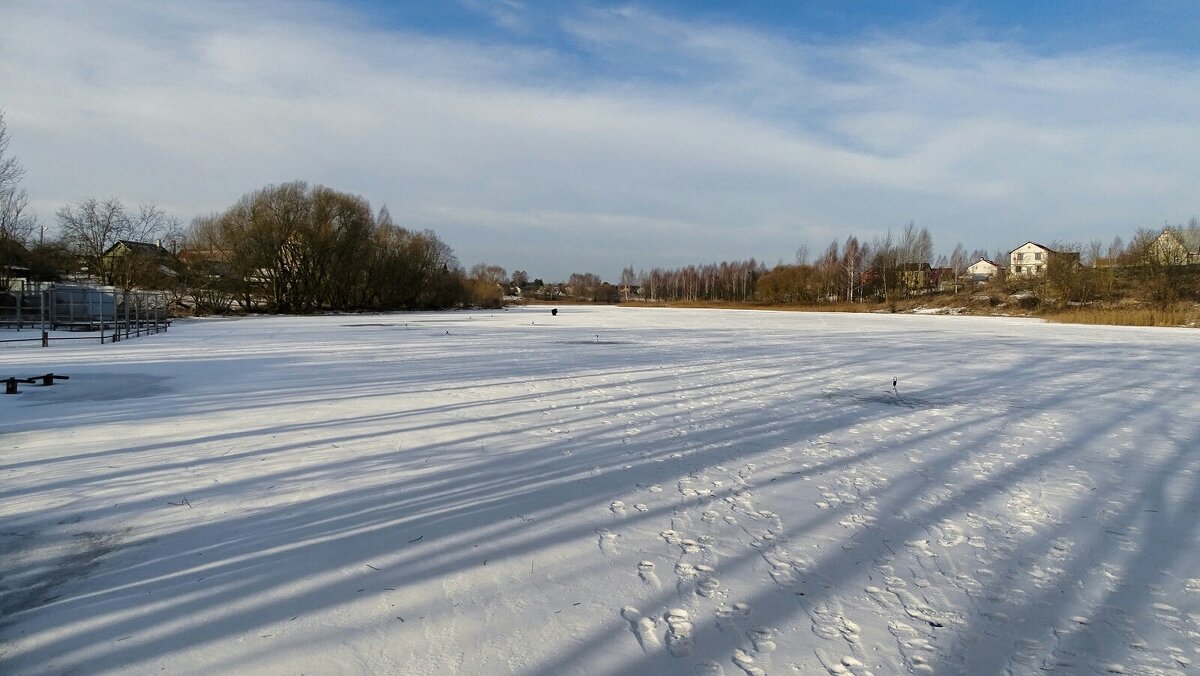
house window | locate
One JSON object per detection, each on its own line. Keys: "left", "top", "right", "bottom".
{"left": 1034, "top": 252, "right": 1043, "bottom": 261}
{"left": 1036, "top": 265, "right": 1043, "bottom": 273}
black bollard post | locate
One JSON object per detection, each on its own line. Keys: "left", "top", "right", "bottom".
{"left": 42, "top": 330, "right": 49, "bottom": 348}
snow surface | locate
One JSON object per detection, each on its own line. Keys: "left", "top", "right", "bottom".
{"left": 2, "top": 306, "right": 1199, "bottom": 675}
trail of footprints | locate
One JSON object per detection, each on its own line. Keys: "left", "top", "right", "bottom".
{"left": 598, "top": 434, "right": 1199, "bottom": 675}
{"left": 616, "top": 454, "right": 942, "bottom": 675}
{"left": 604, "top": 462, "right": 797, "bottom": 674}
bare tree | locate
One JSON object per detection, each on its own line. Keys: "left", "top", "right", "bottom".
{"left": 0, "top": 111, "right": 23, "bottom": 200}
{"left": 948, "top": 243, "right": 967, "bottom": 294}
{"left": 841, "top": 236, "right": 867, "bottom": 302}
{"left": 898, "top": 221, "right": 933, "bottom": 265}
{"left": 1, "top": 187, "right": 36, "bottom": 245}
{"left": 1, "top": 111, "right": 38, "bottom": 284}
{"left": 619, "top": 265, "right": 636, "bottom": 300}
{"left": 56, "top": 197, "right": 175, "bottom": 283}
{"left": 818, "top": 240, "right": 839, "bottom": 301}
{"left": 870, "top": 229, "right": 900, "bottom": 308}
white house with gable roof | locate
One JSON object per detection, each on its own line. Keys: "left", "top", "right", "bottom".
{"left": 1008, "top": 241, "right": 1078, "bottom": 276}
{"left": 967, "top": 257, "right": 1000, "bottom": 280}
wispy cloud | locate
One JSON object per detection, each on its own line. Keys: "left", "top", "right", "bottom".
{"left": 1, "top": 1, "right": 1197, "bottom": 277}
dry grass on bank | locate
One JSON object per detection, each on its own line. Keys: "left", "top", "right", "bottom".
{"left": 513, "top": 297, "right": 1199, "bottom": 328}
{"left": 1042, "top": 304, "right": 1198, "bottom": 328}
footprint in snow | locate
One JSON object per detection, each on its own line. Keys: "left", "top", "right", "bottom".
{"left": 620, "top": 606, "right": 660, "bottom": 652}
{"left": 610, "top": 501, "right": 627, "bottom": 517}
{"left": 715, "top": 602, "right": 752, "bottom": 631}
{"left": 731, "top": 649, "right": 766, "bottom": 676}
{"left": 664, "top": 608, "right": 693, "bottom": 658}
{"left": 747, "top": 626, "right": 777, "bottom": 654}
{"left": 595, "top": 528, "right": 618, "bottom": 554}
{"left": 936, "top": 519, "right": 965, "bottom": 547}
{"left": 637, "top": 560, "right": 661, "bottom": 589}
{"left": 809, "top": 600, "right": 861, "bottom": 646}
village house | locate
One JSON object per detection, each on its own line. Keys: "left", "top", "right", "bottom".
{"left": 1150, "top": 228, "right": 1200, "bottom": 266}
{"left": 1008, "top": 241, "right": 1079, "bottom": 276}
{"left": 896, "top": 262, "right": 932, "bottom": 292}
{"left": 101, "top": 239, "right": 177, "bottom": 289}
{"left": 967, "top": 257, "right": 1001, "bottom": 281}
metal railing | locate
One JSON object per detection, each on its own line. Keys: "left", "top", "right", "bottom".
{"left": 1, "top": 283, "right": 170, "bottom": 346}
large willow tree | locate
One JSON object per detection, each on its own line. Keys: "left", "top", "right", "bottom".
{"left": 185, "top": 182, "right": 464, "bottom": 313}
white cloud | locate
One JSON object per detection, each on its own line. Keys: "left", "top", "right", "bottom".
{"left": 1, "top": 1, "right": 1198, "bottom": 278}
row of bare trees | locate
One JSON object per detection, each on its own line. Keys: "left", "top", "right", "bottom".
{"left": 627, "top": 224, "right": 950, "bottom": 307}
{"left": 637, "top": 259, "right": 764, "bottom": 303}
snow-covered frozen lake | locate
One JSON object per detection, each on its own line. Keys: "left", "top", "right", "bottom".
{"left": 2, "top": 306, "right": 1199, "bottom": 675}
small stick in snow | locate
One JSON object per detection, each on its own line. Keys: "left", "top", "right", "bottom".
{"left": 168, "top": 498, "right": 192, "bottom": 508}
{"left": 366, "top": 564, "right": 380, "bottom": 571}
{"left": 408, "top": 535, "right": 424, "bottom": 543}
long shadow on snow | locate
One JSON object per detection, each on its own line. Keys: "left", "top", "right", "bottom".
{"left": 3, "top": 316, "right": 1198, "bottom": 675}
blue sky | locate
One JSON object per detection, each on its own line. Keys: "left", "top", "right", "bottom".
{"left": 2, "top": 1, "right": 1199, "bottom": 280}
{"left": 355, "top": 1, "right": 1200, "bottom": 56}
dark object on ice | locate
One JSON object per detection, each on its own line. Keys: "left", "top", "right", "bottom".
{"left": 33, "top": 373, "right": 69, "bottom": 386}
{"left": 4, "top": 377, "right": 37, "bottom": 395}
{"left": 551, "top": 308, "right": 558, "bottom": 316}
{"left": 892, "top": 377, "right": 898, "bottom": 392}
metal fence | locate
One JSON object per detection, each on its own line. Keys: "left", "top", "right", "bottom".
{"left": 0, "top": 283, "right": 170, "bottom": 346}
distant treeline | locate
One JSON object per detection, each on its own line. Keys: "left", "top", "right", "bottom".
{"left": 3, "top": 110, "right": 1199, "bottom": 316}
{"left": 2, "top": 181, "right": 506, "bottom": 313}
{"left": 623, "top": 221, "right": 1200, "bottom": 310}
